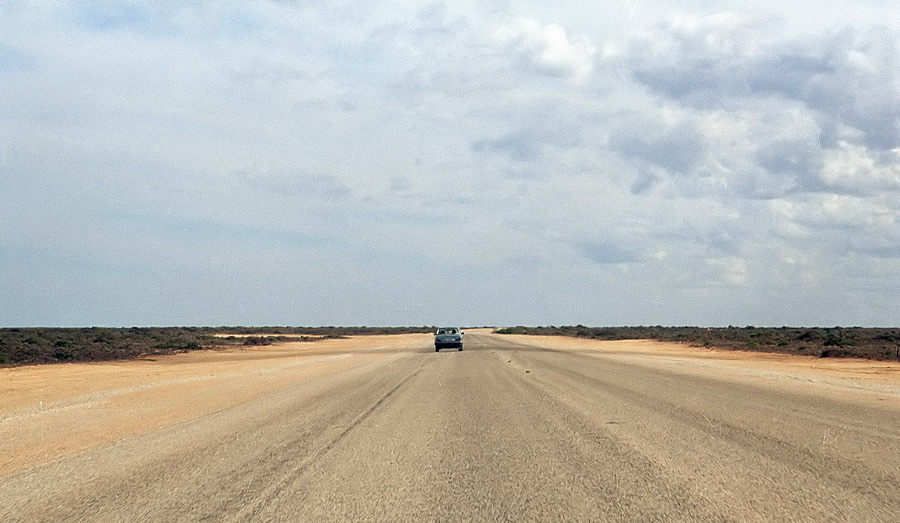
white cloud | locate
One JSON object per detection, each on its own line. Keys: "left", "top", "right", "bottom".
{"left": 821, "top": 143, "right": 900, "bottom": 195}
{"left": 495, "top": 18, "right": 596, "bottom": 81}
{"left": 707, "top": 256, "right": 748, "bottom": 286}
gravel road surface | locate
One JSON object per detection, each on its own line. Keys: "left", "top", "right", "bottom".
{"left": 2, "top": 331, "right": 899, "bottom": 522}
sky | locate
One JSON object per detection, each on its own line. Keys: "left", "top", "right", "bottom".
{"left": 2, "top": 1, "right": 900, "bottom": 327}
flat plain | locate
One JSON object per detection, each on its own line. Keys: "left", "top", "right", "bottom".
{"left": 2, "top": 330, "right": 899, "bottom": 521}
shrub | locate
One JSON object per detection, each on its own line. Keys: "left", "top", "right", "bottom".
{"left": 495, "top": 326, "right": 529, "bottom": 335}
{"left": 796, "top": 330, "right": 821, "bottom": 341}
{"left": 53, "top": 349, "right": 74, "bottom": 360}
{"left": 824, "top": 334, "right": 853, "bottom": 347}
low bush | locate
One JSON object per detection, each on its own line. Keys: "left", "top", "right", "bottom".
{"left": 53, "top": 349, "right": 74, "bottom": 361}
{"left": 494, "top": 325, "right": 900, "bottom": 361}
{"left": 0, "top": 326, "right": 434, "bottom": 366}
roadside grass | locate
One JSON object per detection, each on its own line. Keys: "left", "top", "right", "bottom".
{"left": 495, "top": 325, "right": 900, "bottom": 361}
{"left": 0, "top": 326, "right": 434, "bottom": 367}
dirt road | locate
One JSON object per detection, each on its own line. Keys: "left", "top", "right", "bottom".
{"left": 2, "top": 331, "right": 899, "bottom": 521}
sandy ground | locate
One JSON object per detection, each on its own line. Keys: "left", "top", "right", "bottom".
{"left": 0, "top": 334, "right": 425, "bottom": 476}
{"left": 497, "top": 332, "right": 900, "bottom": 403}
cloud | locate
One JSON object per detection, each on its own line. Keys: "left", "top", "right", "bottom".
{"left": 601, "top": 15, "right": 900, "bottom": 211}
{"left": 820, "top": 143, "right": 900, "bottom": 196}
{"left": 754, "top": 138, "right": 824, "bottom": 193}
{"left": 622, "top": 12, "right": 761, "bottom": 100}
{"left": 621, "top": 15, "right": 900, "bottom": 151}
{"left": 755, "top": 139, "right": 822, "bottom": 178}
{"left": 607, "top": 110, "right": 706, "bottom": 176}
{"left": 576, "top": 239, "right": 644, "bottom": 265}
{"left": 495, "top": 18, "right": 596, "bottom": 81}
{"left": 472, "top": 123, "right": 582, "bottom": 163}
{"left": 759, "top": 27, "right": 900, "bottom": 151}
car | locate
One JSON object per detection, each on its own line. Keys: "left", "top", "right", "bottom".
{"left": 434, "top": 327, "right": 463, "bottom": 351}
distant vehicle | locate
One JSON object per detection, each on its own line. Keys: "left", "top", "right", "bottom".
{"left": 434, "top": 327, "right": 463, "bottom": 352}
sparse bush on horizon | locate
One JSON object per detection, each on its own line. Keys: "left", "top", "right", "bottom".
{"left": 0, "top": 326, "right": 434, "bottom": 367}
{"left": 495, "top": 325, "right": 900, "bottom": 361}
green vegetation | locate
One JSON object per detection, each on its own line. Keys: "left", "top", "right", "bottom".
{"left": 0, "top": 326, "right": 434, "bottom": 367}
{"left": 495, "top": 325, "right": 900, "bottom": 361}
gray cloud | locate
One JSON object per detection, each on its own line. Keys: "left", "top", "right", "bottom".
{"left": 607, "top": 114, "right": 706, "bottom": 175}
{"left": 576, "top": 239, "right": 644, "bottom": 265}
{"left": 472, "top": 125, "right": 581, "bottom": 163}
{"left": 754, "top": 138, "right": 824, "bottom": 193}
{"left": 623, "top": 17, "right": 900, "bottom": 151}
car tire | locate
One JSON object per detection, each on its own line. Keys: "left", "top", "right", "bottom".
{"left": 458, "top": 347, "right": 463, "bottom": 351}
{"left": 435, "top": 346, "right": 440, "bottom": 352}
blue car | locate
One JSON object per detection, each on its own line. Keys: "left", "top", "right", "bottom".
{"left": 434, "top": 327, "right": 463, "bottom": 351}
